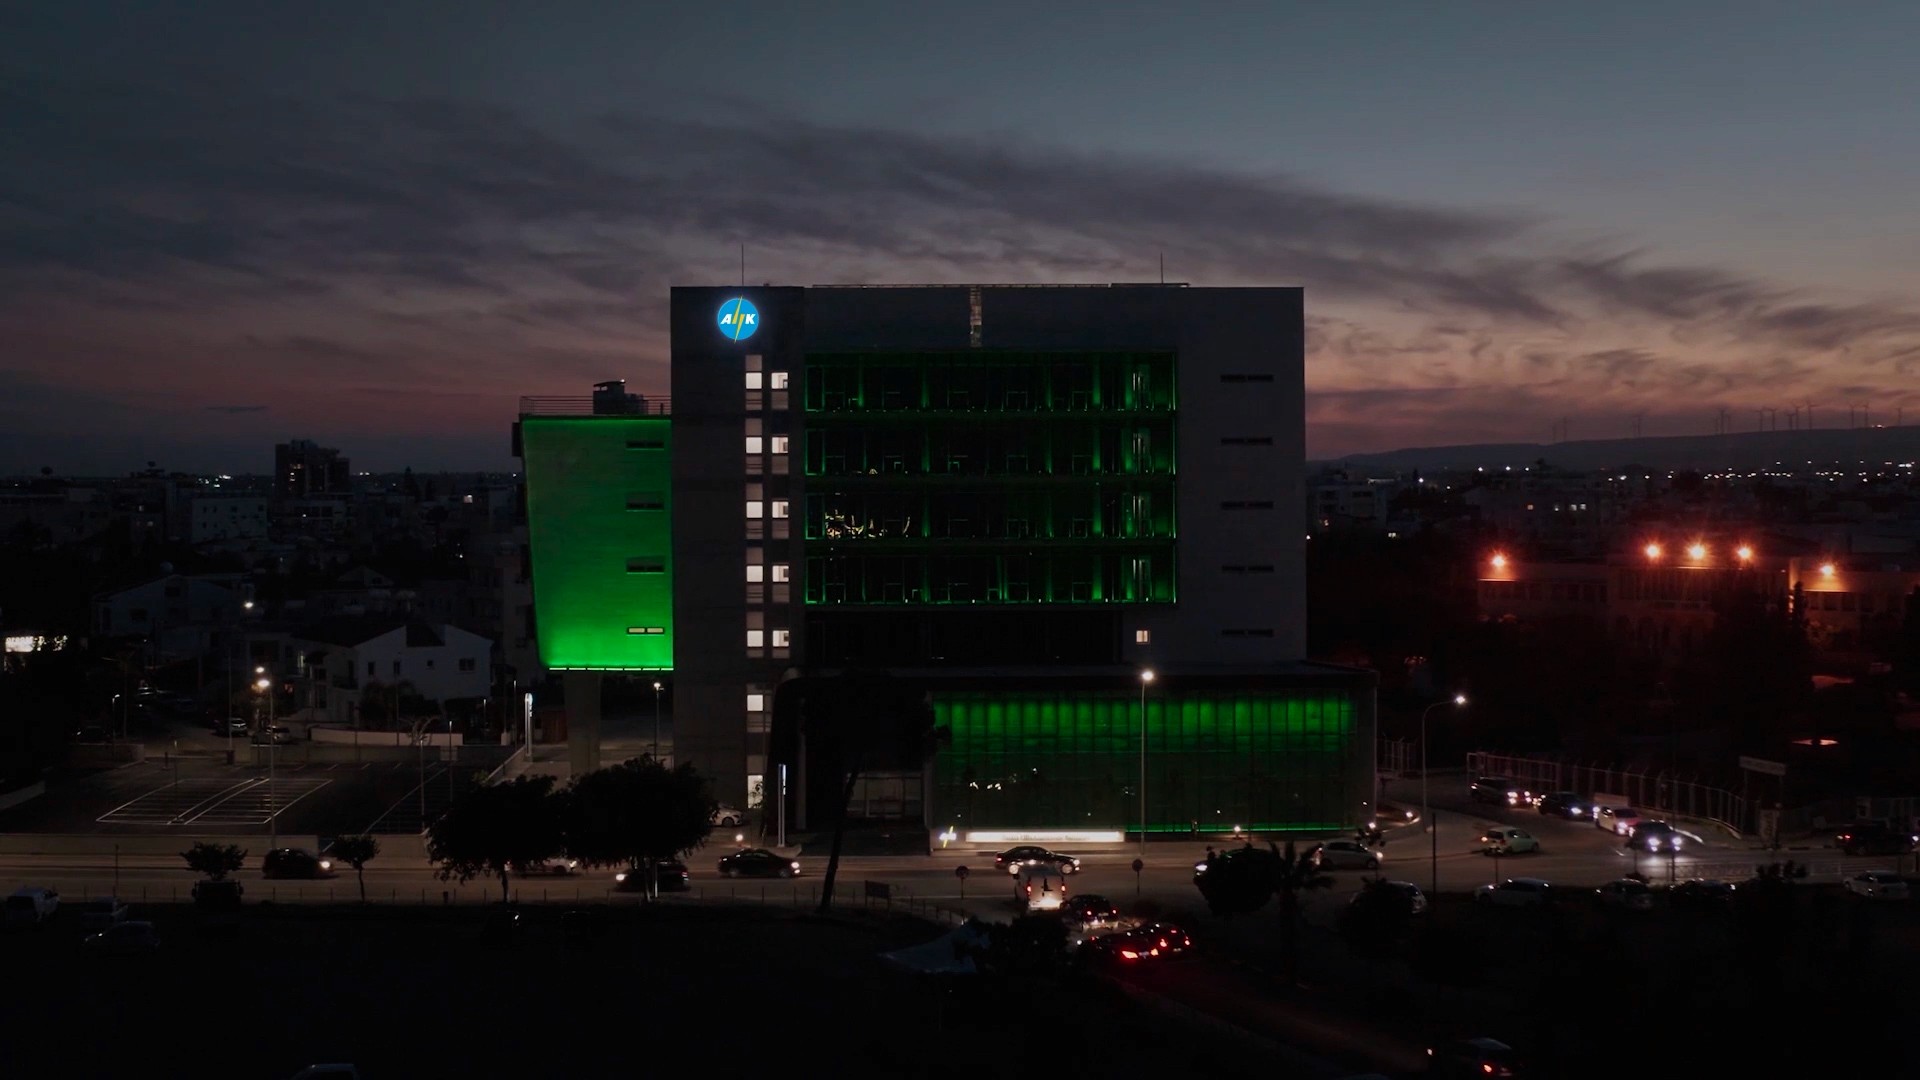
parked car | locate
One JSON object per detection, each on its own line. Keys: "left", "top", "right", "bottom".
{"left": 1061, "top": 894, "right": 1120, "bottom": 927}
{"left": 717, "top": 848, "right": 798, "bottom": 878}
{"left": 250, "top": 724, "right": 297, "bottom": 746}
{"left": 1835, "top": 823, "right": 1919, "bottom": 856}
{"left": 1844, "top": 872, "right": 1910, "bottom": 900}
{"left": 614, "top": 859, "right": 690, "bottom": 892}
{"left": 710, "top": 805, "right": 746, "bottom": 827}
{"left": 1595, "top": 879, "right": 1656, "bottom": 911}
{"left": 1427, "top": 1037, "right": 1519, "bottom": 1078}
{"left": 1310, "top": 839, "right": 1383, "bottom": 870}
{"left": 72, "top": 725, "right": 110, "bottom": 743}
{"left": 1355, "top": 880, "right": 1429, "bottom": 916}
{"left": 83, "top": 920, "right": 160, "bottom": 954}
{"left": 1474, "top": 878, "right": 1555, "bottom": 908}
{"left": 1623, "top": 821, "right": 1684, "bottom": 853}
{"left": 1595, "top": 807, "right": 1645, "bottom": 835}
{"left": 993, "top": 845, "right": 1081, "bottom": 876}
{"left": 1533, "top": 792, "right": 1591, "bottom": 820}
{"left": 4, "top": 887, "right": 60, "bottom": 924}
{"left": 262, "top": 848, "right": 335, "bottom": 879}
{"left": 1480, "top": 827, "right": 1541, "bottom": 856}
{"left": 212, "top": 717, "right": 251, "bottom": 736}
{"left": 1470, "top": 776, "right": 1523, "bottom": 806}
{"left": 1668, "top": 879, "right": 1737, "bottom": 911}
{"left": 75, "top": 897, "right": 128, "bottom": 931}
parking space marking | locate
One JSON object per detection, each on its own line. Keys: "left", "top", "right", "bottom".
{"left": 183, "top": 779, "right": 334, "bottom": 825}
{"left": 97, "top": 778, "right": 263, "bottom": 825}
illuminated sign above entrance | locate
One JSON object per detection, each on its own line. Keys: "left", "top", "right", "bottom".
{"left": 717, "top": 297, "right": 760, "bottom": 341}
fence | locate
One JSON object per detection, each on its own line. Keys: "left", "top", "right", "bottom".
{"left": 1467, "top": 751, "right": 1750, "bottom": 838}
{"left": 1377, "top": 737, "right": 1416, "bottom": 778}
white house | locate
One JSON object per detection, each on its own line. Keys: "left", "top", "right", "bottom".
{"left": 296, "top": 617, "right": 492, "bottom": 725}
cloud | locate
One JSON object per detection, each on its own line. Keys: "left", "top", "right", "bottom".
{"left": 2, "top": 74, "right": 1919, "bottom": 461}
{"left": 203, "top": 404, "right": 268, "bottom": 414}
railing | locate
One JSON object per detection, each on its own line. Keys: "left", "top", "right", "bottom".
{"left": 1377, "top": 737, "right": 1416, "bottom": 777}
{"left": 1467, "top": 751, "right": 1750, "bottom": 838}
{"left": 517, "top": 396, "right": 671, "bottom": 417}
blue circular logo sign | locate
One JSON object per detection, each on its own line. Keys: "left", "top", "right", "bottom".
{"left": 717, "top": 297, "right": 759, "bottom": 341}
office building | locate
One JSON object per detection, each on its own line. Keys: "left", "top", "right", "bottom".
{"left": 275, "top": 439, "right": 352, "bottom": 499}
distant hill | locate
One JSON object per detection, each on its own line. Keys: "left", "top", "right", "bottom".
{"left": 1324, "top": 426, "right": 1920, "bottom": 473}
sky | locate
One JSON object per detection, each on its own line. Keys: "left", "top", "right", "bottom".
{"left": 4, "top": 1, "right": 1920, "bottom": 473}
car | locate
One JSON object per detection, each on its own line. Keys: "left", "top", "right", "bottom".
{"left": 1595, "top": 878, "right": 1656, "bottom": 911}
{"left": 1844, "top": 872, "right": 1910, "bottom": 900}
{"left": 1311, "top": 839, "right": 1383, "bottom": 870}
{"left": 5, "top": 887, "right": 60, "bottom": 924}
{"left": 514, "top": 856, "right": 580, "bottom": 876}
{"left": 1480, "top": 827, "right": 1540, "bottom": 855}
{"left": 1469, "top": 776, "right": 1522, "bottom": 806}
{"left": 1623, "top": 821, "right": 1684, "bottom": 853}
{"left": 83, "top": 920, "right": 160, "bottom": 954}
{"left": 262, "top": 848, "right": 336, "bottom": 879}
{"left": 1475, "top": 878, "right": 1554, "bottom": 908}
{"left": 1427, "top": 1037, "right": 1520, "bottom": 1078}
{"left": 614, "top": 859, "right": 690, "bottom": 892}
{"left": 1076, "top": 930, "right": 1160, "bottom": 967}
{"left": 1016, "top": 865, "right": 1069, "bottom": 911}
{"left": 1835, "top": 824, "right": 1919, "bottom": 856}
{"left": 710, "top": 805, "right": 747, "bottom": 827}
{"left": 718, "top": 848, "right": 798, "bottom": 878}
{"left": 75, "top": 897, "right": 129, "bottom": 931}
{"left": 212, "top": 717, "right": 251, "bottom": 736}
{"left": 73, "top": 725, "right": 110, "bottom": 743}
{"left": 250, "top": 724, "right": 297, "bottom": 745}
{"left": 993, "top": 845, "right": 1081, "bottom": 876}
{"left": 1061, "top": 894, "right": 1120, "bottom": 927}
{"left": 1533, "top": 792, "right": 1590, "bottom": 820}
{"left": 1133, "top": 921, "right": 1193, "bottom": 955}
{"left": 1668, "top": 879, "right": 1737, "bottom": 911}
{"left": 1595, "top": 806, "right": 1645, "bottom": 835}
{"left": 1353, "top": 879, "right": 1429, "bottom": 916}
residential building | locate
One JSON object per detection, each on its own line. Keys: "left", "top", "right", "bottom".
{"left": 296, "top": 617, "right": 493, "bottom": 725}
{"left": 275, "top": 439, "right": 352, "bottom": 499}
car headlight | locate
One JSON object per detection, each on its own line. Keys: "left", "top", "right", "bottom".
{"left": 319, "top": 860, "right": 332, "bottom": 870}
{"left": 615, "top": 872, "right": 628, "bottom": 882}
{"left": 790, "top": 861, "right": 800, "bottom": 870}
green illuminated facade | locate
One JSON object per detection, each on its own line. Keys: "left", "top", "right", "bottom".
{"left": 932, "top": 686, "right": 1362, "bottom": 833}
{"left": 519, "top": 416, "right": 673, "bottom": 670}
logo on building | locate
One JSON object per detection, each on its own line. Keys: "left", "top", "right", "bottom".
{"left": 717, "top": 297, "right": 759, "bottom": 341}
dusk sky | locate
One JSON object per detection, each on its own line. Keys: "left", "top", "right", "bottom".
{"left": 5, "top": 2, "right": 1919, "bottom": 474}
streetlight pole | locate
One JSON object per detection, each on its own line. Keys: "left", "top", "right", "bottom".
{"left": 416, "top": 719, "right": 427, "bottom": 827}
{"left": 1138, "top": 669, "right": 1155, "bottom": 859}
{"left": 1422, "top": 694, "right": 1467, "bottom": 903}
{"left": 651, "top": 681, "right": 663, "bottom": 761}
{"left": 257, "top": 676, "right": 277, "bottom": 849}
{"left": 449, "top": 715, "right": 456, "bottom": 803}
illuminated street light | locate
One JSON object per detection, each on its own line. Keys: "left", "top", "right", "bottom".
{"left": 1643, "top": 543, "right": 1663, "bottom": 561}
{"left": 1138, "top": 669, "right": 1155, "bottom": 858}
{"left": 1489, "top": 553, "right": 1508, "bottom": 571}
{"left": 1686, "top": 543, "right": 1707, "bottom": 561}
{"left": 1422, "top": 694, "right": 1469, "bottom": 904}
{"left": 1819, "top": 562, "right": 1836, "bottom": 578}
{"left": 1735, "top": 545, "right": 1754, "bottom": 562}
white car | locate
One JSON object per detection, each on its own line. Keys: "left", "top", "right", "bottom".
{"left": 711, "top": 805, "right": 746, "bottom": 827}
{"left": 516, "top": 856, "right": 579, "bottom": 876}
{"left": 1475, "top": 877, "right": 1554, "bottom": 908}
{"left": 1312, "top": 840, "right": 1382, "bottom": 870}
{"left": 1479, "top": 827, "right": 1540, "bottom": 855}
{"left": 1844, "top": 872, "right": 1909, "bottom": 900}
{"left": 4, "top": 887, "right": 59, "bottom": 924}
{"left": 1596, "top": 807, "right": 1646, "bottom": 835}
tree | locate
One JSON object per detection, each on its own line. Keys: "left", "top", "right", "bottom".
{"left": 330, "top": 834, "right": 381, "bottom": 903}
{"left": 561, "top": 756, "right": 712, "bottom": 899}
{"left": 776, "top": 671, "right": 942, "bottom": 914}
{"left": 1191, "top": 840, "right": 1331, "bottom": 984}
{"left": 1270, "top": 840, "right": 1335, "bottom": 985}
{"left": 181, "top": 842, "right": 246, "bottom": 880}
{"left": 1340, "top": 876, "right": 1416, "bottom": 958}
{"left": 426, "top": 774, "right": 563, "bottom": 903}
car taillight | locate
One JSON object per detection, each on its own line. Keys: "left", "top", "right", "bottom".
{"left": 1119, "top": 949, "right": 1138, "bottom": 960}
{"left": 1482, "top": 1065, "right": 1493, "bottom": 1075}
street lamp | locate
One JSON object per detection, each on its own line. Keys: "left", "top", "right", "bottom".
{"left": 651, "top": 681, "right": 664, "bottom": 761}
{"left": 1422, "top": 694, "right": 1468, "bottom": 903}
{"left": 256, "top": 676, "right": 277, "bottom": 848}
{"left": 1138, "top": 669, "right": 1155, "bottom": 858}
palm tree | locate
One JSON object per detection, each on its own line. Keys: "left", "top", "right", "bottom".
{"left": 1269, "top": 839, "right": 1334, "bottom": 986}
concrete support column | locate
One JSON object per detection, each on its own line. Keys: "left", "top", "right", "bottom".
{"left": 562, "top": 671, "right": 602, "bottom": 778}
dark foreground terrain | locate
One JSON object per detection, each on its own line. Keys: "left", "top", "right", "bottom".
{"left": 0, "top": 901, "right": 1264, "bottom": 1080}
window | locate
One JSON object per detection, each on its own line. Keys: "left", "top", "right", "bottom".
{"left": 746, "top": 501, "right": 765, "bottom": 519}
{"left": 745, "top": 436, "right": 764, "bottom": 454}
{"left": 1220, "top": 500, "right": 1276, "bottom": 510}
{"left": 1221, "top": 564, "right": 1276, "bottom": 574}
{"left": 745, "top": 372, "right": 764, "bottom": 390}
{"left": 770, "top": 435, "right": 790, "bottom": 455}
{"left": 626, "top": 626, "right": 665, "bottom": 635}
{"left": 769, "top": 371, "right": 790, "bottom": 390}
{"left": 1134, "top": 629, "right": 1151, "bottom": 644}
{"left": 746, "top": 630, "right": 765, "bottom": 649}
{"left": 1220, "top": 373, "right": 1275, "bottom": 383}
{"left": 627, "top": 557, "right": 666, "bottom": 574}
{"left": 771, "top": 500, "right": 789, "bottom": 519}
{"left": 1220, "top": 436, "right": 1274, "bottom": 446}
{"left": 771, "top": 629, "right": 790, "bottom": 648}
{"left": 626, "top": 492, "right": 665, "bottom": 511}
{"left": 746, "top": 693, "right": 766, "bottom": 713}
{"left": 392, "top": 660, "right": 402, "bottom": 676}
{"left": 1221, "top": 628, "right": 1276, "bottom": 638}
{"left": 625, "top": 437, "right": 665, "bottom": 450}
{"left": 426, "top": 659, "right": 435, "bottom": 670}
{"left": 367, "top": 661, "right": 375, "bottom": 677}
{"left": 770, "top": 563, "right": 790, "bottom": 583}
{"left": 746, "top": 564, "right": 765, "bottom": 583}
{"left": 459, "top": 658, "right": 476, "bottom": 672}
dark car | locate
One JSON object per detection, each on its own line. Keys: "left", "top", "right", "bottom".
{"left": 261, "top": 848, "right": 335, "bottom": 880}
{"left": 1075, "top": 930, "right": 1160, "bottom": 967}
{"left": 1427, "top": 1037, "right": 1520, "bottom": 1078}
{"left": 1533, "top": 791, "right": 1590, "bottom": 820}
{"left": 1470, "top": 776, "right": 1522, "bottom": 806}
{"left": 1061, "top": 894, "right": 1120, "bottom": 926}
{"left": 1668, "top": 879, "right": 1737, "bottom": 912}
{"left": 211, "top": 717, "right": 251, "bottom": 736}
{"left": 993, "top": 846, "right": 1082, "bottom": 876}
{"left": 73, "top": 725, "right": 110, "bottom": 743}
{"left": 718, "top": 848, "right": 798, "bottom": 879}
{"left": 1133, "top": 921, "right": 1193, "bottom": 956}
{"left": 615, "top": 859, "right": 690, "bottom": 892}
{"left": 1623, "top": 821, "right": 1684, "bottom": 854}
{"left": 1835, "top": 823, "right": 1919, "bottom": 856}
{"left": 250, "top": 724, "right": 297, "bottom": 746}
